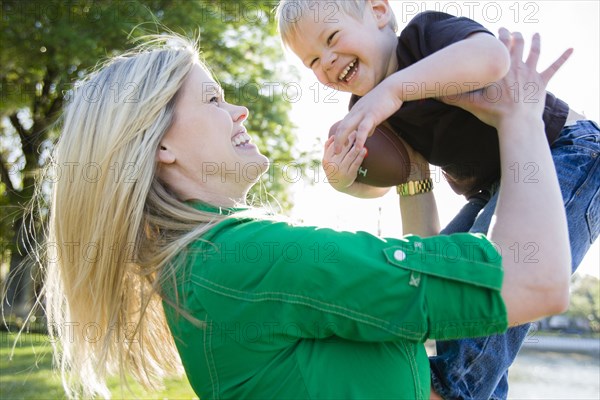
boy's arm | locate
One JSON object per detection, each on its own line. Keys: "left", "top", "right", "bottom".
{"left": 333, "top": 33, "right": 510, "bottom": 153}
{"left": 387, "top": 33, "right": 510, "bottom": 101}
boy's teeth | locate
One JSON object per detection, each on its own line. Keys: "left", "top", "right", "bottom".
{"left": 339, "top": 59, "right": 356, "bottom": 81}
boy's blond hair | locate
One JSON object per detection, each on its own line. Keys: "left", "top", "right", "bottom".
{"left": 276, "top": 0, "right": 398, "bottom": 48}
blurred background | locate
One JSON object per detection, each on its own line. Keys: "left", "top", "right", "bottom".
{"left": 1, "top": 1, "right": 598, "bottom": 399}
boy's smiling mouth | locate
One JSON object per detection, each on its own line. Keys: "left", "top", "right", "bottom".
{"left": 338, "top": 58, "right": 358, "bottom": 82}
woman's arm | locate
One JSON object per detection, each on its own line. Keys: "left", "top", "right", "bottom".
{"left": 453, "top": 30, "right": 572, "bottom": 325}
{"left": 493, "top": 115, "right": 571, "bottom": 324}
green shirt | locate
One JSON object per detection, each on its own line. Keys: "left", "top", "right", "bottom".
{"left": 163, "top": 203, "right": 507, "bottom": 399}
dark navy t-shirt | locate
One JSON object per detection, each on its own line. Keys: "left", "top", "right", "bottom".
{"left": 350, "top": 11, "right": 569, "bottom": 196}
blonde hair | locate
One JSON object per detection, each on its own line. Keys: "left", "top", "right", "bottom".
{"left": 276, "top": 0, "right": 398, "bottom": 47}
{"left": 41, "top": 34, "right": 227, "bottom": 398}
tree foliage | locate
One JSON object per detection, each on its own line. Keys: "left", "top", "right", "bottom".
{"left": 1, "top": 0, "right": 307, "bottom": 315}
{"left": 567, "top": 274, "right": 600, "bottom": 332}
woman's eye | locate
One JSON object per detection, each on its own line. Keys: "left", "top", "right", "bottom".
{"left": 309, "top": 58, "right": 319, "bottom": 68}
{"left": 327, "top": 31, "right": 338, "bottom": 45}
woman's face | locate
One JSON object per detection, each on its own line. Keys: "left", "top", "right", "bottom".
{"left": 159, "top": 63, "right": 269, "bottom": 201}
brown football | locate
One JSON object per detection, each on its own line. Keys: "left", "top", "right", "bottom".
{"left": 328, "top": 121, "right": 411, "bottom": 187}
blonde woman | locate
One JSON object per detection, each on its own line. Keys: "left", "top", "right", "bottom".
{"left": 41, "top": 33, "right": 570, "bottom": 399}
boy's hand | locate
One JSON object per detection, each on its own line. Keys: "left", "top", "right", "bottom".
{"left": 323, "top": 132, "right": 367, "bottom": 192}
{"left": 332, "top": 78, "right": 403, "bottom": 154}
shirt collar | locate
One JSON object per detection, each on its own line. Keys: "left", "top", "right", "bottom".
{"left": 185, "top": 200, "right": 248, "bottom": 216}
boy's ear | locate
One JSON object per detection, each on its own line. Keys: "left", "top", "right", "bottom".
{"left": 370, "top": 0, "right": 393, "bottom": 29}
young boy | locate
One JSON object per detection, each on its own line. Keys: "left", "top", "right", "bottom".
{"left": 276, "top": 1, "right": 600, "bottom": 399}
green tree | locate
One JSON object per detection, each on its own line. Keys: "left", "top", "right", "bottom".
{"left": 1, "top": 0, "right": 307, "bottom": 318}
{"left": 567, "top": 274, "right": 600, "bottom": 332}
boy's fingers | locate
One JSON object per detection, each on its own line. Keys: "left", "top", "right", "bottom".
{"left": 525, "top": 33, "right": 541, "bottom": 68}
{"left": 342, "top": 142, "right": 361, "bottom": 167}
{"left": 348, "top": 131, "right": 357, "bottom": 143}
{"left": 540, "top": 48, "right": 573, "bottom": 85}
{"left": 323, "top": 147, "right": 335, "bottom": 164}
{"left": 331, "top": 130, "right": 357, "bottom": 159}
{"left": 333, "top": 122, "right": 354, "bottom": 154}
{"left": 355, "top": 119, "right": 375, "bottom": 150}
{"left": 354, "top": 129, "right": 368, "bottom": 151}
{"left": 333, "top": 132, "right": 348, "bottom": 154}
{"left": 323, "top": 144, "right": 334, "bottom": 161}
{"left": 349, "top": 148, "right": 367, "bottom": 173}
{"left": 343, "top": 137, "right": 366, "bottom": 166}
{"left": 324, "top": 136, "right": 335, "bottom": 151}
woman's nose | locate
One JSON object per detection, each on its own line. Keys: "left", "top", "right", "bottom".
{"left": 233, "top": 104, "right": 249, "bottom": 122}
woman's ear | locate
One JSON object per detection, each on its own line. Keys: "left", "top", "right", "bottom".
{"left": 370, "top": 0, "right": 392, "bottom": 29}
{"left": 156, "top": 145, "right": 176, "bottom": 164}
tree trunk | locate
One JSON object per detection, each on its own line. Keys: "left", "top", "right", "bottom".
{"left": 2, "top": 216, "right": 34, "bottom": 321}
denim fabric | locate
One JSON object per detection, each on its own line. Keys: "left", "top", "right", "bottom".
{"left": 440, "top": 192, "right": 490, "bottom": 235}
{"left": 431, "top": 120, "right": 600, "bottom": 399}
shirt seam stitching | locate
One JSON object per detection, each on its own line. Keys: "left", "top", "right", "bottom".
{"left": 191, "top": 275, "right": 423, "bottom": 340}
{"left": 203, "top": 317, "right": 220, "bottom": 399}
{"left": 402, "top": 341, "right": 421, "bottom": 398}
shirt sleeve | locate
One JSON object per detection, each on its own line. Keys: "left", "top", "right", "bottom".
{"left": 186, "top": 217, "right": 507, "bottom": 344}
{"left": 399, "top": 11, "right": 493, "bottom": 63}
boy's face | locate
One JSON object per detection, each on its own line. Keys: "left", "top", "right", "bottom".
{"left": 287, "top": 2, "right": 397, "bottom": 97}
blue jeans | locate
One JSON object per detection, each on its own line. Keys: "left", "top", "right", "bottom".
{"left": 431, "top": 120, "right": 600, "bottom": 400}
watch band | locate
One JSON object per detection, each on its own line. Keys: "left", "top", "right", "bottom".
{"left": 396, "top": 178, "right": 433, "bottom": 196}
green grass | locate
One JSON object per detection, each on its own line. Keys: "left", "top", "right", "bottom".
{"left": 0, "top": 332, "right": 198, "bottom": 399}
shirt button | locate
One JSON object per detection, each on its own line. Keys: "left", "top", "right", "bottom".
{"left": 394, "top": 250, "right": 406, "bottom": 261}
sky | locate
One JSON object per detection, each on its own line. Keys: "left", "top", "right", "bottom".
{"left": 282, "top": 1, "right": 600, "bottom": 278}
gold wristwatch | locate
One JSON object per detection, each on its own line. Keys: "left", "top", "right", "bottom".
{"left": 396, "top": 178, "right": 433, "bottom": 196}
